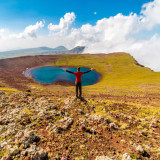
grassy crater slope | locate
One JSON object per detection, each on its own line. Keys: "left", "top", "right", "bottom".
{"left": 54, "top": 53, "right": 160, "bottom": 92}
{"left": 0, "top": 53, "right": 160, "bottom": 159}
{"left": 1, "top": 52, "right": 160, "bottom": 93}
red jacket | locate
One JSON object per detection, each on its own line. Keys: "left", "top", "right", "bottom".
{"left": 73, "top": 72, "right": 84, "bottom": 82}
{"left": 66, "top": 69, "right": 91, "bottom": 82}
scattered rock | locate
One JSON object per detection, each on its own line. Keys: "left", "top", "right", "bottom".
{"left": 34, "top": 149, "right": 48, "bottom": 160}
{"left": 77, "top": 109, "right": 84, "bottom": 114}
{"left": 1, "top": 154, "right": 12, "bottom": 160}
{"left": 45, "top": 115, "right": 54, "bottom": 120}
{"left": 64, "top": 98, "right": 71, "bottom": 105}
{"left": 136, "top": 145, "right": 144, "bottom": 153}
{"left": 122, "top": 153, "right": 132, "bottom": 160}
{"left": 26, "top": 144, "right": 38, "bottom": 155}
{"left": 109, "top": 122, "right": 119, "bottom": 130}
{"left": 24, "top": 130, "right": 40, "bottom": 143}
{"left": 95, "top": 156, "right": 112, "bottom": 160}
{"left": 88, "top": 115, "right": 105, "bottom": 122}
{"left": 149, "top": 122, "right": 158, "bottom": 128}
{"left": 59, "top": 117, "right": 73, "bottom": 130}
{"left": 10, "top": 145, "right": 20, "bottom": 156}
{"left": 21, "top": 141, "right": 30, "bottom": 149}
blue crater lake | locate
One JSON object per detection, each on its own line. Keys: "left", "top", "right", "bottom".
{"left": 25, "top": 66, "right": 100, "bottom": 86}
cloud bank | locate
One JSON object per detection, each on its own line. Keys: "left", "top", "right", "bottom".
{"left": 0, "top": 0, "right": 160, "bottom": 71}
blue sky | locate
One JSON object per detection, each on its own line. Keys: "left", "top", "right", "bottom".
{"left": 0, "top": 0, "right": 160, "bottom": 71}
{"left": 0, "top": 0, "right": 151, "bottom": 30}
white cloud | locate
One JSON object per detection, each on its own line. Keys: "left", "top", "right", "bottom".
{"left": 94, "top": 12, "right": 97, "bottom": 15}
{"left": 48, "top": 12, "right": 76, "bottom": 34}
{"left": 1, "top": 0, "right": 160, "bottom": 71}
{"left": 11, "top": 21, "right": 45, "bottom": 39}
{"left": 0, "top": 29, "right": 6, "bottom": 33}
{"left": 0, "top": 28, "right": 7, "bottom": 38}
{"left": 141, "top": 0, "right": 160, "bottom": 29}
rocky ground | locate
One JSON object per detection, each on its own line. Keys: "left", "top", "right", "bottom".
{"left": 0, "top": 90, "right": 159, "bottom": 160}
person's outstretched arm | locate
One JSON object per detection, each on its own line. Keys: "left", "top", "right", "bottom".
{"left": 83, "top": 68, "right": 94, "bottom": 74}
{"left": 63, "top": 68, "right": 74, "bottom": 74}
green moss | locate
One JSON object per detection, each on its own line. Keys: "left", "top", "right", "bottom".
{"left": 130, "top": 154, "right": 138, "bottom": 159}
{"left": 25, "top": 109, "right": 32, "bottom": 115}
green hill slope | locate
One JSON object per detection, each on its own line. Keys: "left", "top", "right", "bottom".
{"left": 54, "top": 53, "right": 160, "bottom": 92}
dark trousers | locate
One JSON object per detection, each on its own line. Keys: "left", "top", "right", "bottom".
{"left": 75, "top": 81, "right": 82, "bottom": 98}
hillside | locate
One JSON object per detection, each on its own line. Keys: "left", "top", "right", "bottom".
{"left": 0, "top": 53, "right": 160, "bottom": 159}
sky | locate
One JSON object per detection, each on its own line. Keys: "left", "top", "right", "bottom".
{"left": 0, "top": 0, "right": 160, "bottom": 71}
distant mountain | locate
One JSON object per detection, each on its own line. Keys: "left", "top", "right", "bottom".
{"left": 68, "top": 46, "right": 85, "bottom": 54}
{"left": 53, "top": 46, "right": 68, "bottom": 51}
{"left": 0, "top": 46, "right": 85, "bottom": 59}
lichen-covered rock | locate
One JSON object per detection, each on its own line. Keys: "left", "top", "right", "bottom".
{"left": 9, "top": 145, "right": 20, "bottom": 156}
{"left": 1, "top": 154, "right": 12, "bottom": 160}
{"left": 59, "top": 117, "right": 73, "bottom": 129}
{"left": 21, "top": 141, "right": 30, "bottom": 149}
{"left": 109, "top": 122, "right": 119, "bottom": 130}
{"left": 88, "top": 115, "right": 111, "bottom": 124}
{"left": 26, "top": 144, "right": 38, "bottom": 155}
{"left": 51, "top": 125, "right": 62, "bottom": 134}
{"left": 34, "top": 149, "right": 48, "bottom": 160}
{"left": 122, "top": 153, "right": 132, "bottom": 160}
{"left": 24, "top": 129, "right": 40, "bottom": 143}
{"left": 149, "top": 122, "right": 158, "bottom": 128}
{"left": 136, "top": 145, "right": 144, "bottom": 153}
{"left": 95, "top": 156, "right": 112, "bottom": 160}
{"left": 88, "top": 115, "right": 105, "bottom": 121}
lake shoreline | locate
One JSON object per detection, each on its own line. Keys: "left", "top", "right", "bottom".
{"left": 0, "top": 54, "right": 108, "bottom": 90}
{"left": 25, "top": 65, "right": 101, "bottom": 86}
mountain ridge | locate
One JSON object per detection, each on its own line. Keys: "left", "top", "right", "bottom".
{"left": 0, "top": 46, "right": 85, "bottom": 59}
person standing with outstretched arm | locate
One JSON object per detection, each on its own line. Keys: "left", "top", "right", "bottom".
{"left": 63, "top": 67, "right": 94, "bottom": 98}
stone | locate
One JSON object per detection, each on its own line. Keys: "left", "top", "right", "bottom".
{"left": 149, "top": 122, "right": 158, "bottom": 128}
{"left": 21, "top": 150, "right": 28, "bottom": 156}
{"left": 0, "top": 141, "right": 7, "bottom": 148}
{"left": 26, "top": 145, "right": 38, "bottom": 155}
{"left": 21, "top": 141, "right": 30, "bottom": 149}
{"left": 136, "top": 145, "right": 144, "bottom": 153}
{"left": 1, "top": 154, "right": 12, "bottom": 160}
{"left": 10, "top": 146, "right": 20, "bottom": 156}
{"left": 61, "top": 156, "right": 68, "bottom": 160}
{"left": 45, "top": 115, "right": 54, "bottom": 120}
{"left": 64, "top": 98, "right": 70, "bottom": 105}
{"left": 95, "top": 156, "right": 112, "bottom": 160}
{"left": 51, "top": 125, "right": 62, "bottom": 134}
{"left": 35, "top": 149, "right": 48, "bottom": 160}
{"left": 59, "top": 117, "right": 73, "bottom": 129}
{"left": 88, "top": 115, "right": 105, "bottom": 122}
{"left": 109, "top": 122, "right": 119, "bottom": 130}
{"left": 24, "top": 130, "right": 40, "bottom": 143}
{"left": 122, "top": 153, "right": 132, "bottom": 160}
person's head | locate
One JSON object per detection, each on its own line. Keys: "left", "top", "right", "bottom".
{"left": 77, "top": 67, "right": 80, "bottom": 72}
